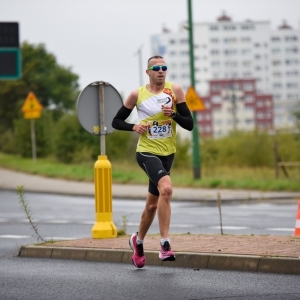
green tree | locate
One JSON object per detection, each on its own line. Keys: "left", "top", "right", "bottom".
{"left": 0, "top": 42, "right": 80, "bottom": 133}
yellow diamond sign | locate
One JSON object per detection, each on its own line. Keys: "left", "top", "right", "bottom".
{"left": 185, "top": 86, "right": 205, "bottom": 111}
{"left": 21, "top": 91, "right": 43, "bottom": 119}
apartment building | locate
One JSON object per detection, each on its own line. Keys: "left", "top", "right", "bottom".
{"left": 151, "top": 12, "right": 300, "bottom": 136}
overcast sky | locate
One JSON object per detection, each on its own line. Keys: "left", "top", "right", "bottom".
{"left": 1, "top": 0, "right": 300, "bottom": 99}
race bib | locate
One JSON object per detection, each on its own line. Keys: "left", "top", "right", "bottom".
{"left": 147, "top": 120, "right": 172, "bottom": 139}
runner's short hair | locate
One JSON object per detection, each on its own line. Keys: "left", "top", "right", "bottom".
{"left": 148, "top": 56, "right": 164, "bottom": 66}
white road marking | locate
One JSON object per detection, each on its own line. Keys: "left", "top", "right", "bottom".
{"left": 209, "top": 226, "right": 249, "bottom": 230}
{"left": 0, "top": 235, "right": 31, "bottom": 239}
{"left": 265, "top": 228, "right": 294, "bottom": 232}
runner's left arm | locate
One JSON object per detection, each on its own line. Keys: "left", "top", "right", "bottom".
{"left": 172, "top": 84, "right": 194, "bottom": 131}
{"left": 172, "top": 102, "right": 194, "bottom": 131}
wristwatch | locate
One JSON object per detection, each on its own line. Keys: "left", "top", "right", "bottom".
{"left": 170, "top": 111, "right": 177, "bottom": 119}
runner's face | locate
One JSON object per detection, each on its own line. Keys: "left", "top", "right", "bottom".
{"left": 147, "top": 58, "right": 167, "bottom": 84}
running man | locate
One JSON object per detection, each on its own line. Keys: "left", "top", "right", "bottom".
{"left": 112, "top": 55, "right": 193, "bottom": 268}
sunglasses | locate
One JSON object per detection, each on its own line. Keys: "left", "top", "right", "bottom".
{"left": 148, "top": 65, "right": 168, "bottom": 71}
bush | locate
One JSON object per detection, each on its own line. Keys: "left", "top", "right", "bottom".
{"left": 201, "top": 131, "right": 300, "bottom": 168}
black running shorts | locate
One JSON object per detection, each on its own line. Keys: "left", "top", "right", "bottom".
{"left": 136, "top": 152, "right": 174, "bottom": 196}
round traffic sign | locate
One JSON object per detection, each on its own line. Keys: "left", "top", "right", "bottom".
{"left": 76, "top": 81, "right": 123, "bottom": 134}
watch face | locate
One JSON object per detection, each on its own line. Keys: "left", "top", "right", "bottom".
{"left": 171, "top": 112, "right": 176, "bottom": 118}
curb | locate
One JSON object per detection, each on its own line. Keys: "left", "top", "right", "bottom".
{"left": 19, "top": 245, "right": 300, "bottom": 275}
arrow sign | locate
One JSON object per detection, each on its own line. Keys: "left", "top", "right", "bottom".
{"left": 185, "top": 86, "right": 205, "bottom": 111}
{"left": 21, "top": 91, "right": 43, "bottom": 119}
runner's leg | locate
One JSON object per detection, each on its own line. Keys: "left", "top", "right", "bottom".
{"left": 157, "top": 175, "right": 172, "bottom": 238}
{"left": 138, "top": 192, "right": 159, "bottom": 240}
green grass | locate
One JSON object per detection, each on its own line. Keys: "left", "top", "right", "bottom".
{"left": 0, "top": 152, "right": 299, "bottom": 191}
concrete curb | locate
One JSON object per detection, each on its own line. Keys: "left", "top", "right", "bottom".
{"left": 19, "top": 245, "right": 300, "bottom": 275}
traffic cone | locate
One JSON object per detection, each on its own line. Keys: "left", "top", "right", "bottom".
{"left": 294, "top": 199, "right": 300, "bottom": 236}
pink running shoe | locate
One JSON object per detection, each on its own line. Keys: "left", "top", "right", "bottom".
{"left": 129, "top": 232, "right": 146, "bottom": 268}
{"left": 159, "top": 241, "right": 176, "bottom": 261}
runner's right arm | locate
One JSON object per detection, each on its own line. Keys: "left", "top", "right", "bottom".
{"left": 112, "top": 90, "right": 148, "bottom": 134}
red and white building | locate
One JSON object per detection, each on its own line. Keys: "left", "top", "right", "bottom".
{"left": 152, "top": 12, "right": 300, "bottom": 133}
{"left": 197, "top": 79, "right": 273, "bottom": 137}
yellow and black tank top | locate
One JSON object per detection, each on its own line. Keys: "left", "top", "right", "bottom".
{"left": 136, "top": 81, "right": 177, "bottom": 155}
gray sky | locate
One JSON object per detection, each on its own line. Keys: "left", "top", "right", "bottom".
{"left": 1, "top": 0, "right": 300, "bottom": 99}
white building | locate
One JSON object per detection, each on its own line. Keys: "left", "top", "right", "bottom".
{"left": 151, "top": 13, "right": 300, "bottom": 133}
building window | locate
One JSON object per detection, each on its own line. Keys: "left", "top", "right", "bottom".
{"left": 287, "top": 82, "right": 298, "bottom": 88}
{"left": 212, "top": 84, "right": 221, "bottom": 91}
{"left": 286, "top": 47, "right": 299, "bottom": 53}
{"left": 242, "top": 61, "right": 251, "bottom": 67}
{"left": 285, "top": 59, "right": 299, "bottom": 65}
{"left": 243, "top": 83, "right": 253, "bottom": 91}
{"left": 212, "top": 95, "right": 222, "bottom": 103}
{"left": 211, "top": 61, "right": 220, "bottom": 67}
{"left": 211, "top": 49, "right": 219, "bottom": 55}
{"left": 272, "top": 48, "right": 281, "bottom": 54}
{"left": 241, "top": 25, "right": 254, "bottom": 30}
{"left": 224, "top": 25, "right": 236, "bottom": 30}
{"left": 272, "top": 60, "right": 281, "bottom": 66}
{"left": 211, "top": 38, "right": 219, "bottom": 43}
{"left": 210, "top": 26, "right": 218, "bottom": 31}
{"left": 271, "top": 37, "right": 281, "bottom": 42}
{"left": 241, "top": 37, "right": 251, "bottom": 43}
{"left": 241, "top": 48, "right": 251, "bottom": 54}
{"left": 285, "top": 36, "right": 298, "bottom": 42}
{"left": 169, "top": 39, "right": 176, "bottom": 44}
{"left": 224, "top": 49, "right": 237, "bottom": 55}
{"left": 244, "top": 95, "right": 254, "bottom": 102}
{"left": 273, "top": 83, "right": 282, "bottom": 88}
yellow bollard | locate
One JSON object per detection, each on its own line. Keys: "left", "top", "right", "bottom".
{"left": 92, "top": 155, "right": 117, "bottom": 238}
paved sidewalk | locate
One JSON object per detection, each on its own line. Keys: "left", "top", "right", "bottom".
{"left": 1, "top": 167, "right": 299, "bottom": 203}
{"left": 20, "top": 234, "right": 300, "bottom": 274}
{"left": 2, "top": 167, "right": 300, "bottom": 274}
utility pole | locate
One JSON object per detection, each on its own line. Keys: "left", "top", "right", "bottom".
{"left": 135, "top": 45, "right": 144, "bottom": 87}
{"left": 187, "top": 0, "right": 201, "bottom": 179}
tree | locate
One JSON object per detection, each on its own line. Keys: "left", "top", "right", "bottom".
{"left": 0, "top": 42, "right": 80, "bottom": 132}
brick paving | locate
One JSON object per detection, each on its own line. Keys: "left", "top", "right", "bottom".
{"left": 45, "top": 234, "right": 300, "bottom": 258}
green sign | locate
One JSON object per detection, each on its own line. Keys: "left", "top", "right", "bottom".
{"left": 0, "top": 48, "right": 21, "bottom": 80}
{"left": 0, "top": 22, "right": 21, "bottom": 80}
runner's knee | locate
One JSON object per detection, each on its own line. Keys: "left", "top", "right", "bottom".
{"left": 146, "top": 202, "right": 157, "bottom": 213}
{"left": 159, "top": 183, "right": 173, "bottom": 199}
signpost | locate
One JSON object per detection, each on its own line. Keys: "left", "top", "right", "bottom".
{"left": 21, "top": 92, "right": 43, "bottom": 162}
{"left": 77, "top": 81, "right": 123, "bottom": 239}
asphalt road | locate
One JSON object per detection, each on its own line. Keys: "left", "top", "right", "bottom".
{"left": 1, "top": 191, "right": 299, "bottom": 300}
{"left": 1, "top": 254, "right": 300, "bottom": 300}
{"left": 0, "top": 190, "right": 297, "bottom": 241}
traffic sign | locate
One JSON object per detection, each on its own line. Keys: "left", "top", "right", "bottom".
{"left": 185, "top": 86, "right": 205, "bottom": 111}
{"left": 76, "top": 81, "right": 123, "bottom": 135}
{"left": 21, "top": 91, "right": 43, "bottom": 119}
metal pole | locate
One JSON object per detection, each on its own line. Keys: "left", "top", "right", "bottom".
{"left": 99, "top": 83, "right": 105, "bottom": 155}
{"left": 188, "top": 0, "right": 201, "bottom": 179}
{"left": 30, "top": 119, "right": 36, "bottom": 162}
{"left": 135, "top": 45, "right": 144, "bottom": 87}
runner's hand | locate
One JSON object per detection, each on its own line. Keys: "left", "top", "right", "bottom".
{"left": 161, "top": 105, "right": 172, "bottom": 116}
{"left": 133, "top": 124, "right": 148, "bottom": 135}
